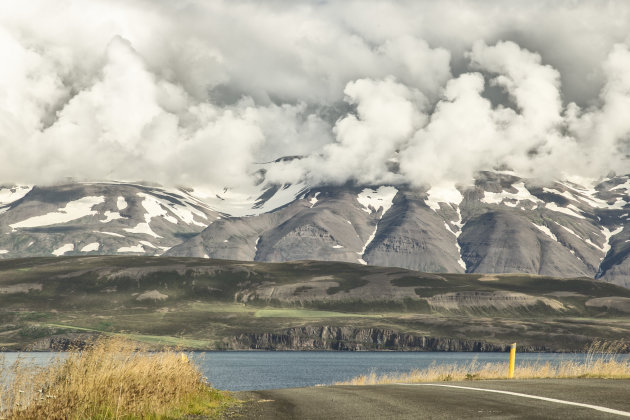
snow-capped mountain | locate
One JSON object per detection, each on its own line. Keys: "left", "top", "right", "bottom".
{"left": 1, "top": 172, "right": 629, "bottom": 287}
{"left": 0, "top": 182, "right": 219, "bottom": 257}
{"left": 0, "top": 179, "right": 309, "bottom": 259}
{"left": 166, "top": 171, "right": 630, "bottom": 287}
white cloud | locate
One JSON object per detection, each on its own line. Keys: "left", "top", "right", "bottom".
{"left": 0, "top": 0, "right": 629, "bottom": 190}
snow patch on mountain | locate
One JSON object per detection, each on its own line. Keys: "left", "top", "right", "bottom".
{"left": 560, "top": 180, "right": 627, "bottom": 210}
{"left": 482, "top": 182, "right": 542, "bottom": 207}
{"left": 602, "top": 227, "right": 623, "bottom": 255}
{"left": 0, "top": 186, "right": 32, "bottom": 206}
{"left": 453, "top": 208, "right": 466, "bottom": 269}
{"left": 139, "top": 240, "right": 157, "bottom": 249}
{"left": 138, "top": 192, "right": 206, "bottom": 226}
{"left": 118, "top": 245, "right": 145, "bottom": 253}
{"left": 52, "top": 243, "right": 74, "bottom": 256}
{"left": 138, "top": 193, "right": 171, "bottom": 223}
{"left": 309, "top": 192, "right": 320, "bottom": 208}
{"left": 193, "top": 182, "right": 308, "bottom": 217}
{"left": 583, "top": 226, "right": 623, "bottom": 256}
{"left": 357, "top": 186, "right": 397, "bottom": 215}
{"left": 581, "top": 191, "right": 626, "bottom": 210}
{"left": 0, "top": 250, "right": 8, "bottom": 255}
{"left": 96, "top": 231, "right": 125, "bottom": 238}
{"left": 357, "top": 226, "right": 378, "bottom": 265}
{"left": 356, "top": 186, "right": 397, "bottom": 264}
{"left": 255, "top": 183, "right": 310, "bottom": 215}
{"left": 10, "top": 196, "right": 105, "bottom": 230}
{"left": 545, "top": 202, "right": 585, "bottom": 219}
{"left": 443, "top": 212, "right": 466, "bottom": 270}
{"left": 558, "top": 224, "right": 582, "bottom": 240}
{"left": 533, "top": 223, "right": 558, "bottom": 242}
{"left": 124, "top": 222, "right": 161, "bottom": 238}
{"left": 99, "top": 182, "right": 214, "bottom": 222}
{"left": 612, "top": 178, "right": 630, "bottom": 193}
{"left": 80, "top": 242, "right": 100, "bottom": 252}
{"left": 425, "top": 184, "right": 463, "bottom": 211}
{"left": 100, "top": 211, "right": 124, "bottom": 223}
{"left": 117, "top": 196, "right": 128, "bottom": 210}
{"left": 543, "top": 187, "right": 578, "bottom": 203}
{"left": 585, "top": 238, "right": 602, "bottom": 251}
{"left": 427, "top": 184, "right": 466, "bottom": 270}
{"left": 122, "top": 192, "right": 209, "bottom": 238}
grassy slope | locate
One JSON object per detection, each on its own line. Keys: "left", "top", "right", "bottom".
{"left": 1, "top": 256, "right": 630, "bottom": 351}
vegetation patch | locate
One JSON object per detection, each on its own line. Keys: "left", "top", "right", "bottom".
{"left": 391, "top": 276, "right": 447, "bottom": 288}
{"left": 0, "top": 336, "right": 237, "bottom": 419}
{"left": 294, "top": 285, "right": 314, "bottom": 294}
{"left": 326, "top": 278, "right": 369, "bottom": 295}
{"left": 337, "top": 341, "right": 630, "bottom": 385}
{"left": 254, "top": 308, "right": 366, "bottom": 318}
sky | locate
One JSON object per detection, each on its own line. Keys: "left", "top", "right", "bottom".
{"left": 1, "top": 0, "right": 629, "bottom": 191}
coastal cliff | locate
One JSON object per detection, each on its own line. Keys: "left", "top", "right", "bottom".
{"left": 222, "top": 326, "right": 554, "bottom": 352}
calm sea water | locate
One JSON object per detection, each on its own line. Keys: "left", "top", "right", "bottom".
{"left": 2, "top": 351, "right": 626, "bottom": 391}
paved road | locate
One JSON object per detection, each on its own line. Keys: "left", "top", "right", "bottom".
{"left": 230, "top": 379, "right": 630, "bottom": 419}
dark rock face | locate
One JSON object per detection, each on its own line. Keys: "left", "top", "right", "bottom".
{"left": 221, "top": 326, "right": 552, "bottom": 352}
{"left": 27, "top": 334, "right": 95, "bottom": 351}
{"left": 364, "top": 191, "right": 465, "bottom": 273}
{"left": 459, "top": 210, "right": 591, "bottom": 277}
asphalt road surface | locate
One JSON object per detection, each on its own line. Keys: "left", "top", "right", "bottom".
{"left": 230, "top": 379, "right": 630, "bottom": 419}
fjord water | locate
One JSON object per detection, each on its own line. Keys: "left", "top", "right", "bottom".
{"left": 189, "top": 352, "right": 627, "bottom": 390}
{"left": 3, "top": 351, "right": 626, "bottom": 391}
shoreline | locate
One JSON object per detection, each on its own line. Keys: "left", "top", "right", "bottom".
{"left": 3, "top": 347, "right": 627, "bottom": 354}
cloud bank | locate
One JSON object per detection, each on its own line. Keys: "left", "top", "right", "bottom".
{"left": 1, "top": 0, "right": 629, "bottom": 191}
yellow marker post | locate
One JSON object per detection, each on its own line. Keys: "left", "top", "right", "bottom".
{"left": 508, "top": 342, "right": 516, "bottom": 379}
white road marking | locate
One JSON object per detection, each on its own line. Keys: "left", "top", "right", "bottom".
{"left": 398, "top": 383, "right": 630, "bottom": 417}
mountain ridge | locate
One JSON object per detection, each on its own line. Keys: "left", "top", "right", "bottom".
{"left": 1, "top": 171, "right": 629, "bottom": 287}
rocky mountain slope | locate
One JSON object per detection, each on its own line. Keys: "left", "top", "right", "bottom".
{"left": 0, "top": 182, "right": 219, "bottom": 257}
{"left": 167, "top": 172, "right": 630, "bottom": 287}
{"left": 1, "top": 171, "right": 629, "bottom": 287}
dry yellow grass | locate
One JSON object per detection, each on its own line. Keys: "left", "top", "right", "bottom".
{"left": 0, "top": 337, "right": 234, "bottom": 419}
{"left": 337, "top": 341, "right": 630, "bottom": 386}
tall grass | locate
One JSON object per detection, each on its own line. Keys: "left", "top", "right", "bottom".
{"left": 0, "top": 337, "right": 233, "bottom": 419}
{"left": 337, "top": 341, "right": 630, "bottom": 386}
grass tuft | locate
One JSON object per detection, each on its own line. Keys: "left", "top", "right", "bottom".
{"left": 0, "top": 336, "right": 235, "bottom": 419}
{"left": 336, "top": 341, "right": 630, "bottom": 385}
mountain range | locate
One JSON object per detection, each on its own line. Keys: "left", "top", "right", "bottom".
{"left": 1, "top": 170, "right": 629, "bottom": 287}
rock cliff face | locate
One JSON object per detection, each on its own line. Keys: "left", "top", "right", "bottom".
{"left": 221, "top": 326, "right": 553, "bottom": 352}
{"left": 24, "top": 330, "right": 548, "bottom": 352}
{"left": 28, "top": 334, "right": 96, "bottom": 351}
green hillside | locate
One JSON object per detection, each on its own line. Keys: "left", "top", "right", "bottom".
{"left": 1, "top": 256, "right": 629, "bottom": 351}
